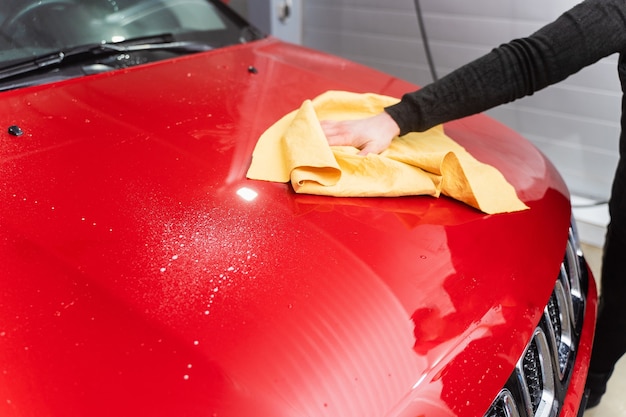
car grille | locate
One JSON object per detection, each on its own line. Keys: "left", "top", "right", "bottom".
{"left": 484, "top": 223, "right": 588, "bottom": 417}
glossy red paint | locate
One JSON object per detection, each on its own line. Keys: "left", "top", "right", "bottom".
{"left": 0, "top": 37, "right": 596, "bottom": 417}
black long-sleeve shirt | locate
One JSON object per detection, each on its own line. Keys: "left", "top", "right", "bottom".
{"left": 385, "top": 0, "right": 626, "bottom": 143}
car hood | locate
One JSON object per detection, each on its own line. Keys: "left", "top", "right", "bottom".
{"left": 0, "top": 38, "right": 571, "bottom": 417}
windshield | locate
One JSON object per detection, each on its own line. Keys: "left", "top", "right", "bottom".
{"left": 0, "top": 0, "right": 264, "bottom": 89}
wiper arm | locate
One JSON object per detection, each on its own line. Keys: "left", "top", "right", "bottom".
{"left": 239, "top": 25, "right": 266, "bottom": 43}
{"left": 97, "top": 39, "right": 213, "bottom": 53}
{"left": 0, "top": 33, "right": 213, "bottom": 82}
{"left": 0, "top": 51, "right": 66, "bottom": 81}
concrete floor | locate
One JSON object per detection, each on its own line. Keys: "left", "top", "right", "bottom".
{"left": 580, "top": 243, "right": 626, "bottom": 416}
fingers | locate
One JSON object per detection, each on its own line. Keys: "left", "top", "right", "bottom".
{"left": 357, "top": 145, "right": 375, "bottom": 156}
{"left": 358, "top": 141, "right": 385, "bottom": 156}
{"left": 320, "top": 120, "right": 352, "bottom": 146}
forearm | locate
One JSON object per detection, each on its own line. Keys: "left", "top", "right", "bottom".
{"left": 385, "top": 0, "right": 626, "bottom": 135}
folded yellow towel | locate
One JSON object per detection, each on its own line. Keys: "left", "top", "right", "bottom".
{"left": 246, "top": 91, "right": 528, "bottom": 214}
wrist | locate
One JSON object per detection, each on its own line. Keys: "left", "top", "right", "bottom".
{"left": 378, "top": 111, "right": 401, "bottom": 137}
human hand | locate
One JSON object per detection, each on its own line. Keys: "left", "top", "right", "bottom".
{"left": 320, "top": 112, "right": 401, "bottom": 155}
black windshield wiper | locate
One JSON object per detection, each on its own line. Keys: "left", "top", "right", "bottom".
{"left": 0, "top": 33, "right": 213, "bottom": 82}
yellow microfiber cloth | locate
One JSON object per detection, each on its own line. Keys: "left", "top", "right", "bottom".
{"left": 246, "top": 90, "right": 529, "bottom": 214}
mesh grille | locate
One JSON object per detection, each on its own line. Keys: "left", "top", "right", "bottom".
{"left": 546, "top": 293, "right": 562, "bottom": 348}
{"left": 522, "top": 339, "right": 544, "bottom": 413}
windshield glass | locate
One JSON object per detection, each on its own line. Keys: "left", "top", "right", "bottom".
{"left": 0, "top": 0, "right": 263, "bottom": 87}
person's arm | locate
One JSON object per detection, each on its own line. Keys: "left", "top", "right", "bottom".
{"left": 323, "top": 0, "right": 626, "bottom": 152}
{"left": 387, "top": 0, "right": 626, "bottom": 135}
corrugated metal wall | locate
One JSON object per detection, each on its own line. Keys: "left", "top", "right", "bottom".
{"left": 301, "top": 0, "right": 620, "bottom": 201}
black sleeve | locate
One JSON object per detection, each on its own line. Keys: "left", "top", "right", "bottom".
{"left": 385, "top": 0, "right": 626, "bottom": 135}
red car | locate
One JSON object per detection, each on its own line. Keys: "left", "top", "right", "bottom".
{"left": 0, "top": 1, "right": 597, "bottom": 416}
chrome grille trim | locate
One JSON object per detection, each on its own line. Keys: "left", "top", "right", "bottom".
{"left": 544, "top": 279, "right": 574, "bottom": 380}
{"left": 564, "top": 238, "right": 583, "bottom": 325}
{"left": 566, "top": 223, "right": 586, "bottom": 327}
{"left": 484, "top": 224, "right": 588, "bottom": 417}
{"left": 516, "top": 329, "right": 556, "bottom": 417}
{"left": 484, "top": 390, "right": 522, "bottom": 417}
{"left": 557, "top": 263, "right": 577, "bottom": 331}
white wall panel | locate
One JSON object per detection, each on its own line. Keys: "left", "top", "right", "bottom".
{"left": 301, "top": 0, "right": 621, "bottom": 201}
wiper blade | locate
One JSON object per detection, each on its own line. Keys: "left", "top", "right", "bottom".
{"left": 0, "top": 33, "right": 212, "bottom": 82}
